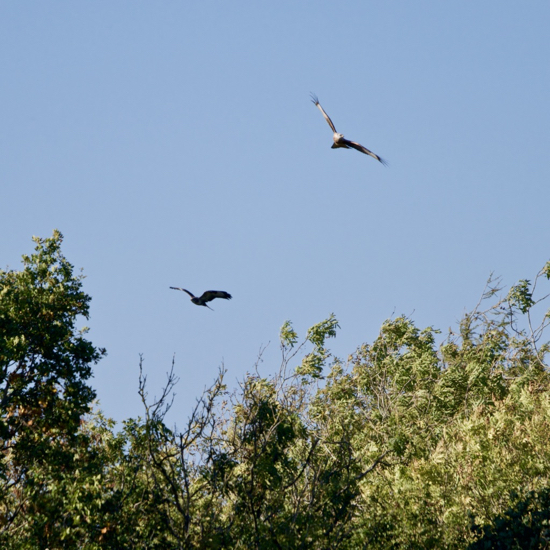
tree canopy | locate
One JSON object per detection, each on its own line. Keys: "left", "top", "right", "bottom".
{"left": 1, "top": 232, "right": 550, "bottom": 548}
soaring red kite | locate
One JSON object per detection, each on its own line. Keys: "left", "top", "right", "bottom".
{"left": 311, "top": 93, "right": 387, "bottom": 166}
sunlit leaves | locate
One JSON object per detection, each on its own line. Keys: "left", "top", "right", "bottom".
{"left": 296, "top": 314, "right": 340, "bottom": 379}
{"left": 508, "top": 279, "right": 535, "bottom": 314}
{"left": 279, "top": 320, "right": 298, "bottom": 349}
{"left": 305, "top": 314, "right": 340, "bottom": 347}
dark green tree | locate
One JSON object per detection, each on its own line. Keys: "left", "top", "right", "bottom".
{"left": 469, "top": 489, "right": 550, "bottom": 549}
{"left": 0, "top": 230, "right": 105, "bottom": 546}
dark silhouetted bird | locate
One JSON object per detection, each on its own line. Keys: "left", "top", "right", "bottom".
{"left": 310, "top": 93, "right": 387, "bottom": 166}
{"left": 170, "top": 287, "right": 232, "bottom": 310}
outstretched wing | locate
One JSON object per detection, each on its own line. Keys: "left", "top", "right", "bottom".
{"left": 200, "top": 290, "right": 232, "bottom": 303}
{"left": 170, "top": 287, "right": 195, "bottom": 298}
{"left": 343, "top": 139, "right": 388, "bottom": 166}
{"left": 310, "top": 93, "right": 338, "bottom": 134}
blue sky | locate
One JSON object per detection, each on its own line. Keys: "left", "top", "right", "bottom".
{"left": 2, "top": 2, "right": 549, "bottom": 424}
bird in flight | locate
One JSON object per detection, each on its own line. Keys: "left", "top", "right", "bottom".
{"left": 170, "top": 287, "right": 232, "bottom": 310}
{"left": 310, "top": 93, "right": 387, "bottom": 166}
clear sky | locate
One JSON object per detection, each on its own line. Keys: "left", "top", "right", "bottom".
{"left": 2, "top": 2, "right": 549, "bottom": 424}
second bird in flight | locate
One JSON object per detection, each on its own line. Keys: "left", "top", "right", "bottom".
{"left": 170, "top": 287, "right": 232, "bottom": 311}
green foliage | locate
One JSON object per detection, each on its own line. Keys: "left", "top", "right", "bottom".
{"left": 0, "top": 231, "right": 105, "bottom": 547}
{"left": 2, "top": 234, "right": 550, "bottom": 548}
{"left": 280, "top": 320, "right": 298, "bottom": 349}
{"left": 508, "top": 279, "right": 535, "bottom": 313}
{"left": 469, "top": 489, "right": 550, "bottom": 549}
{"left": 296, "top": 313, "right": 340, "bottom": 379}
